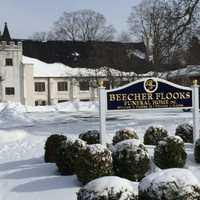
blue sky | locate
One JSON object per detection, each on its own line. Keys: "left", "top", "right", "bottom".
{"left": 0, "top": 0, "right": 141, "bottom": 39}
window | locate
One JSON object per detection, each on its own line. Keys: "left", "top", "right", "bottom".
{"left": 57, "top": 81, "right": 68, "bottom": 91}
{"left": 5, "top": 58, "right": 13, "bottom": 66}
{"left": 35, "top": 82, "right": 45, "bottom": 92}
{"left": 35, "top": 100, "right": 46, "bottom": 106}
{"left": 79, "top": 81, "right": 89, "bottom": 91}
{"left": 58, "top": 100, "right": 68, "bottom": 103}
{"left": 5, "top": 87, "right": 15, "bottom": 95}
{"left": 80, "top": 99, "right": 90, "bottom": 102}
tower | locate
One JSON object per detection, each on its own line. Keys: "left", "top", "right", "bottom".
{"left": 0, "top": 22, "right": 24, "bottom": 103}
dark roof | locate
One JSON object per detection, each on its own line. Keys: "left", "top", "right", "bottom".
{"left": 15, "top": 39, "right": 150, "bottom": 73}
{"left": 2, "top": 22, "right": 11, "bottom": 41}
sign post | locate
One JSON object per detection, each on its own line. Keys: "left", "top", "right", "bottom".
{"left": 99, "top": 82, "right": 106, "bottom": 145}
{"left": 192, "top": 80, "right": 199, "bottom": 142}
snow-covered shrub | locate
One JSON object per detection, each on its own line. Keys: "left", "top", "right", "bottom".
{"left": 139, "top": 168, "right": 200, "bottom": 200}
{"left": 112, "top": 128, "right": 139, "bottom": 145}
{"left": 79, "top": 130, "right": 100, "bottom": 144}
{"left": 56, "top": 139, "right": 87, "bottom": 175}
{"left": 154, "top": 136, "right": 187, "bottom": 169}
{"left": 77, "top": 176, "right": 138, "bottom": 200}
{"left": 113, "top": 139, "right": 150, "bottom": 181}
{"left": 143, "top": 126, "right": 168, "bottom": 145}
{"left": 175, "top": 123, "right": 193, "bottom": 143}
{"left": 194, "top": 138, "right": 200, "bottom": 163}
{"left": 44, "top": 134, "right": 67, "bottom": 163}
{"left": 75, "top": 144, "right": 113, "bottom": 184}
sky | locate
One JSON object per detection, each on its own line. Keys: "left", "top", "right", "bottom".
{"left": 0, "top": 0, "right": 141, "bottom": 39}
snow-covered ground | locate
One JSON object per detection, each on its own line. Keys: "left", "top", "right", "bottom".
{"left": 0, "top": 102, "right": 198, "bottom": 200}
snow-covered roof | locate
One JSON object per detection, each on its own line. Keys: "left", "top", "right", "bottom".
{"left": 22, "top": 56, "right": 136, "bottom": 78}
{"left": 166, "top": 65, "right": 200, "bottom": 79}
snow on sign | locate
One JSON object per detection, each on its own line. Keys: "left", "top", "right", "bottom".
{"left": 106, "top": 78, "right": 192, "bottom": 110}
{"left": 99, "top": 78, "right": 199, "bottom": 145}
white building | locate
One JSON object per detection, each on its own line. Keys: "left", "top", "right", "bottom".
{"left": 0, "top": 23, "right": 146, "bottom": 106}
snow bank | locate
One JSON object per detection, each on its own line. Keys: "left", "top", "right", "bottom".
{"left": 0, "top": 101, "right": 98, "bottom": 114}
{"left": 0, "top": 103, "right": 33, "bottom": 128}
{"left": 0, "top": 129, "right": 27, "bottom": 143}
{"left": 26, "top": 101, "right": 98, "bottom": 113}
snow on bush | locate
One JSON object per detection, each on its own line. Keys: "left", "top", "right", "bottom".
{"left": 79, "top": 130, "right": 100, "bottom": 144}
{"left": 77, "top": 176, "right": 138, "bottom": 200}
{"left": 75, "top": 144, "right": 113, "bottom": 184}
{"left": 138, "top": 168, "right": 200, "bottom": 200}
{"left": 143, "top": 126, "right": 168, "bottom": 145}
{"left": 112, "top": 128, "right": 139, "bottom": 145}
{"left": 44, "top": 134, "right": 67, "bottom": 163}
{"left": 154, "top": 136, "right": 187, "bottom": 169}
{"left": 194, "top": 138, "right": 200, "bottom": 163}
{"left": 113, "top": 139, "right": 150, "bottom": 181}
{"left": 175, "top": 123, "right": 193, "bottom": 143}
{"left": 56, "top": 139, "right": 87, "bottom": 175}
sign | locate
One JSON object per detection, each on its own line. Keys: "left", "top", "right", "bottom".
{"left": 107, "top": 78, "right": 192, "bottom": 110}
{"left": 99, "top": 78, "right": 199, "bottom": 146}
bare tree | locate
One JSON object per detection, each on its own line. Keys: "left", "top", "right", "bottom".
{"left": 117, "top": 32, "right": 133, "bottom": 43}
{"left": 128, "top": 0, "right": 200, "bottom": 65}
{"left": 49, "top": 9, "right": 116, "bottom": 41}
{"left": 29, "top": 32, "right": 49, "bottom": 41}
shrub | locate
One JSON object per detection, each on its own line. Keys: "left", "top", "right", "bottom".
{"left": 75, "top": 144, "right": 113, "bottom": 184}
{"left": 139, "top": 168, "right": 200, "bottom": 200}
{"left": 144, "top": 126, "right": 168, "bottom": 145}
{"left": 154, "top": 136, "right": 187, "bottom": 169}
{"left": 175, "top": 123, "right": 193, "bottom": 143}
{"left": 77, "top": 176, "right": 138, "bottom": 200}
{"left": 44, "top": 134, "right": 67, "bottom": 163}
{"left": 194, "top": 138, "right": 200, "bottom": 163}
{"left": 113, "top": 139, "right": 150, "bottom": 181}
{"left": 112, "top": 128, "right": 139, "bottom": 145}
{"left": 79, "top": 130, "right": 100, "bottom": 144}
{"left": 56, "top": 139, "right": 87, "bottom": 175}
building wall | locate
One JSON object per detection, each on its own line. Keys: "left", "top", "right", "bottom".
{"left": 23, "top": 63, "right": 34, "bottom": 106}
{"left": 30, "top": 77, "right": 99, "bottom": 106}
{"left": 0, "top": 41, "right": 23, "bottom": 103}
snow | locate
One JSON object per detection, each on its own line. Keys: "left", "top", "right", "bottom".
{"left": 87, "top": 144, "right": 111, "bottom": 155}
{"left": 80, "top": 176, "right": 138, "bottom": 198}
{"left": 165, "top": 65, "right": 200, "bottom": 79}
{"left": 139, "top": 168, "right": 200, "bottom": 195}
{"left": 113, "top": 139, "right": 141, "bottom": 152}
{"left": 0, "top": 130, "right": 27, "bottom": 143}
{"left": 22, "top": 56, "right": 136, "bottom": 78}
{"left": 0, "top": 101, "right": 199, "bottom": 200}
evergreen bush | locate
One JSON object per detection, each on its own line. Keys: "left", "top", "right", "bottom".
{"left": 113, "top": 139, "right": 150, "bottom": 181}
{"left": 56, "top": 139, "right": 87, "bottom": 175}
{"left": 175, "top": 123, "right": 193, "bottom": 143}
{"left": 139, "top": 168, "right": 200, "bottom": 200}
{"left": 44, "top": 134, "right": 67, "bottom": 163}
{"left": 75, "top": 144, "right": 113, "bottom": 184}
{"left": 112, "top": 128, "right": 139, "bottom": 145}
{"left": 79, "top": 130, "right": 100, "bottom": 144}
{"left": 77, "top": 176, "right": 138, "bottom": 200}
{"left": 154, "top": 136, "right": 187, "bottom": 169}
{"left": 144, "top": 126, "right": 168, "bottom": 145}
{"left": 194, "top": 138, "right": 200, "bottom": 163}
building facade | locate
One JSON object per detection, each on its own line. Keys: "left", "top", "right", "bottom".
{"left": 0, "top": 23, "right": 148, "bottom": 106}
